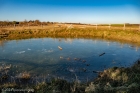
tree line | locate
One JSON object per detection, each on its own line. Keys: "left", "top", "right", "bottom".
{"left": 0, "top": 20, "right": 54, "bottom": 27}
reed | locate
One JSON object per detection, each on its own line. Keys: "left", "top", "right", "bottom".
{"left": 0, "top": 60, "right": 140, "bottom": 92}
{"left": 0, "top": 26, "right": 140, "bottom": 45}
{"left": 85, "top": 59, "right": 140, "bottom": 93}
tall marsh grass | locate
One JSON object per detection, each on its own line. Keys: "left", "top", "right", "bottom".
{"left": 0, "top": 27, "right": 140, "bottom": 44}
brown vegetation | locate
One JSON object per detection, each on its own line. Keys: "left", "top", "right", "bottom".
{"left": 0, "top": 59, "right": 140, "bottom": 93}
{"left": 0, "top": 23, "right": 140, "bottom": 46}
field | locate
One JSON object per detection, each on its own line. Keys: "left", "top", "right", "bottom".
{"left": 0, "top": 23, "right": 140, "bottom": 45}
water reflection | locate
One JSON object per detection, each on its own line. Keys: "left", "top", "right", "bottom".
{"left": 135, "top": 46, "right": 138, "bottom": 51}
{"left": 0, "top": 40, "right": 8, "bottom": 47}
{"left": 0, "top": 38, "right": 140, "bottom": 82}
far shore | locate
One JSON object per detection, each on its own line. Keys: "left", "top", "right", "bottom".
{"left": 0, "top": 24, "right": 140, "bottom": 46}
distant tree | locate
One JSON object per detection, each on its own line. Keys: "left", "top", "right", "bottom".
{"left": 24, "top": 19, "right": 28, "bottom": 23}
{"left": 0, "top": 21, "right": 11, "bottom": 26}
{"left": 28, "top": 20, "right": 35, "bottom": 26}
{"left": 42, "top": 22, "right": 47, "bottom": 25}
{"left": 47, "top": 21, "right": 50, "bottom": 23}
{"left": 23, "top": 19, "right": 28, "bottom": 25}
{"left": 12, "top": 21, "right": 19, "bottom": 25}
{"left": 13, "top": 21, "right": 16, "bottom": 24}
{"left": 34, "top": 20, "right": 41, "bottom": 25}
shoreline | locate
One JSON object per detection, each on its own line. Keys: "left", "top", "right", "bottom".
{"left": 0, "top": 27, "right": 140, "bottom": 45}
{"left": 0, "top": 59, "right": 140, "bottom": 93}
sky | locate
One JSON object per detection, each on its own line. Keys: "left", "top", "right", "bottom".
{"left": 0, "top": 0, "right": 140, "bottom": 24}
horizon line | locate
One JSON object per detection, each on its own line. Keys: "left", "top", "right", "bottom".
{"left": 0, "top": 20, "right": 140, "bottom": 24}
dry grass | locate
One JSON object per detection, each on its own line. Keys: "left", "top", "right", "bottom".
{"left": 1, "top": 23, "right": 139, "bottom": 31}
{"left": 1, "top": 25, "right": 140, "bottom": 46}
{"left": 0, "top": 24, "right": 140, "bottom": 50}
{"left": 0, "top": 59, "right": 140, "bottom": 93}
{"left": 1, "top": 26, "right": 140, "bottom": 43}
{"left": 85, "top": 59, "right": 140, "bottom": 93}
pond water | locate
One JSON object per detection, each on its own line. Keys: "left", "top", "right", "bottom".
{"left": 0, "top": 38, "right": 140, "bottom": 82}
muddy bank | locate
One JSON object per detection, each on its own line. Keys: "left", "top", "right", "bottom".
{"left": 86, "top": 59, "right": 140, "bottom": 93}
{"left": 0, "top": 59, "right": 140, "bottom": 93}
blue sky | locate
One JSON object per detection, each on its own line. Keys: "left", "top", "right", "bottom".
{"left": 0, "top": 0, "right": 140, "bottom": 24}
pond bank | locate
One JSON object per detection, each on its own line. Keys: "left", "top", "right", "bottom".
{"left": 0, "top": 59, "right": 140, "bottom": 93}
{"left": 85, "top": 58, "right": 140, "bottom": 93}
{"left": 0, "top": 27, "right": 140, "bottom": 45}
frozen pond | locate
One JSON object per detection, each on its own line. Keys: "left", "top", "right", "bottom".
{"left": 0, "top": 38, "right": 140, "bottom": 82}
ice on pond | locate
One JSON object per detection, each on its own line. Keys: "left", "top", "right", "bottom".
{"left": 47, "top": 50, "right": 53, "bottom": 53}
{"left": 68, "top": 68, "right": 75, "bottom": 72}
{"left": 16, "top": 51, "right": 25, "bottom": 54}
{"left": 112, "top": 54, "right": 116, "bottom": 56}
{"left": 42, "top": 49, "right": 53, "bottom": 53}
{"left": 27, "top": 48, "right": 31, "bottom": 50}
{"left": 67, "top": 67, "right": 80, "bottom": 73}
